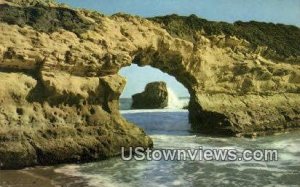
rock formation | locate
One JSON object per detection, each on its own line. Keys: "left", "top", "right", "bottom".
{"left": 0, "top": 0, "right": 299, "bottom": 168}
{"left": 131, "top": 81, "right": 168, "bottom": 109}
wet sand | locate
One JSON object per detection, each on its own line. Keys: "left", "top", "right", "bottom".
{"left": 0, "top": 166, "right": 87, "bottom": 187}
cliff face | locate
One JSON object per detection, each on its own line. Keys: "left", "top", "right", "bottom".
{"left": 0, "top": 1, "right": 299, "bottom": 168}
{"left": 149, "top": 15, "right": 300, "bottom": 135}
{"left": 0, "top": 1, "right": 156, "bottom": 169}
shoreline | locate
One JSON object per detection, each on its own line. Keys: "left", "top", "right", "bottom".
{"left": 0, "top": 166, "right": 88, "bottom": 187}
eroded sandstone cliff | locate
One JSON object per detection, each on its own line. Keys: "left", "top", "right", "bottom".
{"left": 0, "top": 0, "right": 299, "bottom": 168}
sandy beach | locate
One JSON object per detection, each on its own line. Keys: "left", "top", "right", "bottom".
{"left": 0, "top": 167, "right": 87, "bottom": 187}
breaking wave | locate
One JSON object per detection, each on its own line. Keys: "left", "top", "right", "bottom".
{"left": 166, "top": 87, "right": 189, "bottom": 109}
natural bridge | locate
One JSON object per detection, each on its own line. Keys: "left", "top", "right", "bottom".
{"left": 0, "top": 0, "right": 299, "bottom": 169}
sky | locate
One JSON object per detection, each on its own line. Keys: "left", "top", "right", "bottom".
{"left": 58, "top": 0, "right": 300, "bottom": 26}
{"left": 119, "top": 65, "right": 189, "bottom": 98}
{"left": 58, "top": 0, "right": 300, "bottom": 97}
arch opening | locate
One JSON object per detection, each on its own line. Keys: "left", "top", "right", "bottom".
{"left": 118, "top": 64, "right": 192, "bottom": 134}
{"left": 119, "top": 64, "right": 190, "bottom": 110}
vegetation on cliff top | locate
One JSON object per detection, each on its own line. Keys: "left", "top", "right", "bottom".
{"left": 150, "top": 14, "right": 300, "bottom": 60}
{"left": 4, "top": 0, "right": 58, "bottom": 6}
{"left": 1, "top": 1, "right": 299, "bottom": 61}
{"left": 0, "top": 3, "right": 92, "bottom": 35}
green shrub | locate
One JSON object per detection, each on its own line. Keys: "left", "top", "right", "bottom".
{"left": 0, "top": 4, "right": 92, "bottom": 35}
{"left": 149, "top": 14, "right": 300, "bottom": 60}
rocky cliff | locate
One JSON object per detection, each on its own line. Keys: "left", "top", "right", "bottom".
{"left": 0, "top": 0, "right": 299, "bottom": 168}
{"left": 131, "top": 81, "right": 168, "bottom": 109}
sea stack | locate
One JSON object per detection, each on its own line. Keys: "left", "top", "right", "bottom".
{"left": 131, "top": 81, "right": 168, "bottom": 109}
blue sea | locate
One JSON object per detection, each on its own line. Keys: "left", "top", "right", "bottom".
{"left": 52, "top": 98, "right": 300, "bottom": 187}
{"left": 1, "top": 98, "right": 299, "bottom": 187}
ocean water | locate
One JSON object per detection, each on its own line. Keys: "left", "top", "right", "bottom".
{"left": 52, "top": 98, "right": 300, "bottom": 187}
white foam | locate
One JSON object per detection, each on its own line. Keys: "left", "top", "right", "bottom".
{"left": 268, "top": 139, "right": 300, "bottom": 153}
{"left": 121, "top": 108, "right": 188, "bottom": 114}
{"left": 54, "top": 165, "right": 82, "bottom": 176}
{"left": 264, "top": 185, "right": 290, "bottom": 187}
{"left": 166, "top": 87, "right": 189, "bottom": 109}
{"left": 55, "top": 165, "right": 129, "bottom": 187}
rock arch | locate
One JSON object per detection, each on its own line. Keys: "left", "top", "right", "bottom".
{"left": 0, "top": 2, "right": 299, "bottom": 168}
{"left": 112, "top": 14, "right": 299, "bottom": 136}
